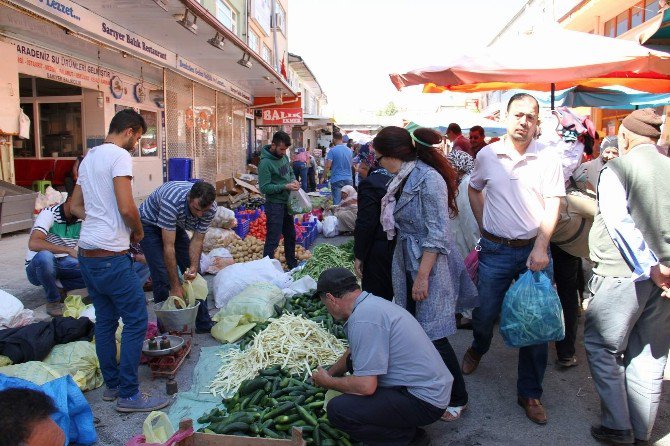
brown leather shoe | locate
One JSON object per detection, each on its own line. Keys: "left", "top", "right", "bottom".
{"left": 517, "top": 397, "right": 547, "bottom": 425}
{"left": 461, "top": 347, "right": 482, "bottom": 375}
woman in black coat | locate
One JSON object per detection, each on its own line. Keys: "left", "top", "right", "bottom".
{"left": 353, "top": 152, "right": 394, "bottom": 300}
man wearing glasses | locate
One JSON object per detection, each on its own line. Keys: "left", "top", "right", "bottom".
{"left": 139, "top": 180, "right": 217, "bottom": 333}
{"left": 462, "top": 93, "right": 565, "bottom": 425}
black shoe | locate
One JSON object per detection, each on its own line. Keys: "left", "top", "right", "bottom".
{"left": 591, "top": 425, "right": 634, "bottom": 444}
{"left": 410, "top": 428, "right": 431, "bottom": 446}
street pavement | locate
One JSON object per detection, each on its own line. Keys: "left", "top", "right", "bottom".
{"left": 1, "top": 230, "right": 669, "bottom": 445}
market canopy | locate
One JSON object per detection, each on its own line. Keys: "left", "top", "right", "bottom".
{"left": 403, "top": 108, "right": 507, "bottom": 137}
{"left": 345, "top": 130, "right": 374, "bottom": 143}
{"left": 389, "top": 27, "right": 670, "bottom": 94}
{"left": 533, "top": 85, "right": 670, "bottom": 109}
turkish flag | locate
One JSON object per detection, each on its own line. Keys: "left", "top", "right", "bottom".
{"left": 280, "top": 56, "right": 287, "bottom": 80}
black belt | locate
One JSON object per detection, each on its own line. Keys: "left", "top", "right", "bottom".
{"left": 481, "top": 229, "right": 536, "bottom": 248}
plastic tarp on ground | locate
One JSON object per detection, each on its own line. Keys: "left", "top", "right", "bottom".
{"left": 167, "top": 345, "right": 237, "bottom": 431}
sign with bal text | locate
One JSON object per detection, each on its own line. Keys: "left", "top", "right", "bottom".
{"left": 261, "top": 108, "right": 303, "bottom": 125}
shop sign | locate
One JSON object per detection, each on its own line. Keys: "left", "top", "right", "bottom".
{"left": 176, "top": 57, "right": 252, "bottom": 104}
{"left": 14, "top": 0, "right": 175, "bottom": 65}
{"left": 261, "top": 108, "right": 303, "bottom": 125}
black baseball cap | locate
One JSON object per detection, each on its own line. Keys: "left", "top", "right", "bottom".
{"left": 312, "top": 268, "right": 359, "bottom": 299}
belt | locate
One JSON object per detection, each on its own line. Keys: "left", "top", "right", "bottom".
{"left": 79, "top": 248, "right": 129, "bottom": 258}
{"left": 481, "top": 229, "right": 536, "bottom": 248}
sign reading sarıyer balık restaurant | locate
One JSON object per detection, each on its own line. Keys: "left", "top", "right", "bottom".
{"left": 261, "top": 108, "right": 303, "bottom": 125}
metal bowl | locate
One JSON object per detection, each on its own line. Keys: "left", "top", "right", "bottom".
{"left": 142, "top": 335, "right": 185, "bottom": 357}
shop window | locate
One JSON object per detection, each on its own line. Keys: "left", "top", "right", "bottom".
{"left": 115, "top": 105, "right": 158, "bottom": 157}
{"left": 19, "top": 76, "right": 33, "bottom": 97}
{"left": 248, "top": 30, "right": 260, "bottom": 53}
{"left": 632, "top": 2, "right": 644, "bottom": 28}
{"left": 645, "top": 0, "right": 660, "bottom": 21}
{"left": 39, "top": 102, "right": 83, "bottom": 158}
{"left": 13, "top": 104, "right": 35, "bottom": 157}
{"left": 273, "top": 2, "right": 286, "bottom": 35}
{"left": 262, "top": 44, "right": 272, "bottom": 64}
{"left": 36, "top": 78, "right": 81, "bottom": 96}
{"left": 215, "top": 0, "right": 237, "bottom": 34}
{"left": 616, "top": 11, "right": 630, "bottom": 36}
{"left": 604, "top": 18, "right": 616, "bottom": 37}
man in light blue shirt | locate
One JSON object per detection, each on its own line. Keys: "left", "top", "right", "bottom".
{"left": 325, "top": 132, "right": 353, "bottom": 204}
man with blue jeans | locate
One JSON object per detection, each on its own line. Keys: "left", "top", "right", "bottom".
{"left": 71, "top": 109, "right": 168, "bottom": 413}
{"left": 25, "top": 198, "right": 85, "bottom": 317}
{"left": 139, "top": 181, "right": 217, "bottom": 333}
{"left": 325, "top": 132, "right": 353, "bottom": 205}
{"left": 463, "top": 93, "right": 564, "bottom": 425}
{"left": 258, "top": 131, "right": 299, "bottom": 269}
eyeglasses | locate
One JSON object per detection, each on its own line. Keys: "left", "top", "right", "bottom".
{"left": 375, "top": 155, "right": 385, "bottom": 163}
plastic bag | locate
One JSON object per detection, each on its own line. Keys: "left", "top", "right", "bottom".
{"left": 210, "top": 206, "right": 237, "bottom": 229}
{"left": 287, "top": 189, "right": 313, "bottom": 215}
{"left": 43, "top": 341, "right": 103, "bottom": 392}
{"left": 183, "top": 274, "right": 208, "bottom": 305}
{"left": 213, "top": 257, "right": 291, "bottom": 308}
{"left": 63, "top": 295, "right": 92, "bottom": 319}
{"left": 124, "top": 427, "right": 193, "bottom": 446}
{"left": 143, "top": 411, "right": 175, "bottom": 444}
{"left": 282, "top": 276, "right": 317, "bottom": 298}
{"left": 219, "top": 282, "right": 285, "bottom": 321}
{"left": 45, "top": 186, "right": 64, "bottom": 206}
{"left": 499, "top": 271, "right": 565, "bottom": 348}
{"left": 200, "top": 248, "right": 234, "bottom": 275}
{"left": 211, "top": 314, "right": 256, "bottom": 343}
{"left": 464, "top": 248, "right": 479, "bottom": 284}
{"left": 0, "top": 289, "right": 25, "bottom": 328}
{"left": 322, "top": 216, "right": 339, "bottom": 238}
{"left": 203, "top": 228, "right": 240, "bottom": 252}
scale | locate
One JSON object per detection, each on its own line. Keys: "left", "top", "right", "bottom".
{"left": 143, "top": 331, "right": 193, "bottom": 380}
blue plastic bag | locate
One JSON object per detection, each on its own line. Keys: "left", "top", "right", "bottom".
{"left": 499, "top": 271, "right": 565, "bottom": 348}
{"left": 0, "top": 374, "right": 97, "bottom": 445}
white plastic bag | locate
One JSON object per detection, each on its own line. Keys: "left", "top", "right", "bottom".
{"left": 203, "top": 228, "right": 240, "bottom": 252}
{"left": 288, "top": 189, "right": 313, "bottom": 215}
{"left": 0, "top": 290, "right": 24, "bottom": 329}
{"left": 322, "top": 216, "right": 339, "bottom": 238}
{"left": 282, "top": 276, "right": 317, "bottom": 298}
{"left": 211, "top": 206, "right": 237, "bottom": 229}
{"left": 45, "top": 186, "right": 63, "bottom": 206}
{"left": 200, "top": 248, "right": 235, "bottom": 274}
{"left": 213, "top": 257, "right": 291, "bottom": 308}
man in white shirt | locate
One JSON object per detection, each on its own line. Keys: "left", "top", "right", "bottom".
{"left": 585, "top": 109, "right": 670, "bottom": 445}
{"left": 71, "top": 109, "right": 168, "bottom": 413}
{"left": 462, "top": 93, "right": 565, "bottom": 425}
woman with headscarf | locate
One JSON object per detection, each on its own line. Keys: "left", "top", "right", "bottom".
{"left": 333, "top": 185, "right": 358, "bottom": 233}
{"left": 374, "top": 126, "right": 479, "bottom": 422}
{"left": 353, "top": 151, "right": 394, "bottom": 300}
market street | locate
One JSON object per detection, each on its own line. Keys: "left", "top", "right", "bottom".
{"left": 1, "top": 230, "right": 668, "bottom": 446}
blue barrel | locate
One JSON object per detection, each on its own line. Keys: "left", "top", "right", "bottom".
{"left": 168, "top": 158, "right": 193, "bottom": 181}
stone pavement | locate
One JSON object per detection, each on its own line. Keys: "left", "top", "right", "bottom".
{"left": 1, "top": 230, "right": 669, "bottom": 445}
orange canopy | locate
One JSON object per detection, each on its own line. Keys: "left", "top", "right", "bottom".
{"left": 390, "top": 27, "right": 670, "bottom": 94}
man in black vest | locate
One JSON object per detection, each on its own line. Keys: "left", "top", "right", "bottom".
{"left": 586, "top": 108, "right": 670, "bottom": 445}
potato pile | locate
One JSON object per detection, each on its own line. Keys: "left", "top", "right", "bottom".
{"left": 228, "top": 236, "right": 264, "bottom": 263}
{"left": 274, "top": 244, "right": 312, "bottom": 270}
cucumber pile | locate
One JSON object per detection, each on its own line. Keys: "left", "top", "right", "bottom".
{"left": 198, "top": 365, "right": 357, "bottom": 445}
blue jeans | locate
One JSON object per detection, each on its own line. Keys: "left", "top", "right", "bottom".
{"left": 79, "top": 254, "right": 147, "bottom": 398}
{"left": 133, "top": 262, "right": 151, "bottom": 287}
{"left": 293, "top": 161, "right": 308, "bottom": 192}
{"left": 471, "top": 237, "right": 552, "bottom": 399}
{"left": 140, "top": 223, "right": 191, "bottom": 304}
{"left": 263, "top": 202, "right": 297, "bottom": 268}
{"left": 331, "top": 179, "right": 353, "bottom": 205}
{"left": 25, "top": 251, "right": 86, "bottom": 302}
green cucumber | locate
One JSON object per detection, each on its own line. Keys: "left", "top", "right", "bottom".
{"left": 319, "top": 422, "right": 344, "bottom": 439}
{"left": 262, "top": 402, "right": 294, "bottom": 420}
{"left": 262, "top": 427, "right": 281, "bottom": 438}
{"left": 239, "top": 377, "right": 267, "bottom": 396}
{"left": 296, "top": 404, "right": 318, "bottom": 426}
{"left": 218, "top": 422, "right": 250, "bottom": 434}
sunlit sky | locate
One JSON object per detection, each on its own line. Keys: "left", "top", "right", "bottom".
{"left": 287, "top": 0, "right": 571, "bottom": 122}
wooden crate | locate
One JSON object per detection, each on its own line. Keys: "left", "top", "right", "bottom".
{"left": 0, "top": 180, "right": 36, "bottom": 238}
{"left": 174, "top": 419, "right": 307, "bottom": 446}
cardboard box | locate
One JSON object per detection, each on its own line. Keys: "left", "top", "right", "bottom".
{"left": 247, "top": 164, "right": 259, "bottom": 174}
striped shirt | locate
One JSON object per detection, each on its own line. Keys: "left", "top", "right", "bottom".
{"left": 26, "top": 204, "right": 82, "bottom": 263}
{"left": 139, "top": 181, "right": 216, "bottom": 233}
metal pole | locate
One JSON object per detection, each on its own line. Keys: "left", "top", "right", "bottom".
{"left": 551, "top": 83, "right": 556, "bottom": 111}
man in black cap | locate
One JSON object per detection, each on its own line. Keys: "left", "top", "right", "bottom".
{"left": 310, "top": 268, "right": 452, "bottom": 446}
{"left": 586, "top": 108, "right": 670, "bottom": 445}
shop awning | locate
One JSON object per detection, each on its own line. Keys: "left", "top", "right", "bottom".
{"left": 9, "top": 0, "right": 295, "bottom": 102}
{"left": 620, "top": 8, "right": 670, "bottom": 51}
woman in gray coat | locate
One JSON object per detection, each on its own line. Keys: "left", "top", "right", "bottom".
{"left": 373, "top": 126, "right": 479, "bottom": 422}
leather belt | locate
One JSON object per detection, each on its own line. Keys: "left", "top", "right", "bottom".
{"left": 79, "top": 248, "right": 129, "bottom": 258}
{"left": 481, "top": 229, "right": 536, "bottom": 248}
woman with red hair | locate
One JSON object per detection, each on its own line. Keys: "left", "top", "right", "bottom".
{"left": 373, "top": 126, "right": 479, "bottom": 421}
